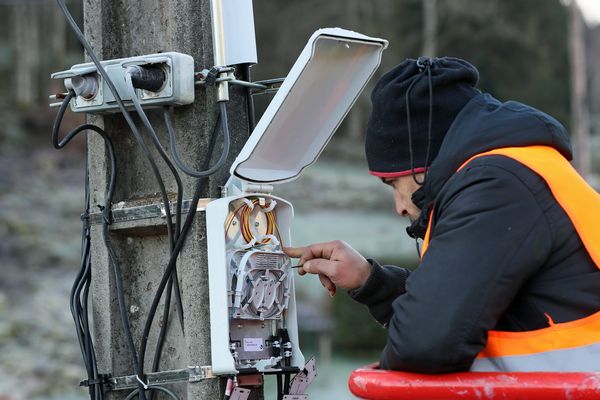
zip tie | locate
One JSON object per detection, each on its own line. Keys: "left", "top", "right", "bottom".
{"left": 263, "top": 200, "right": 277, "bottom": 213}
{"left": 241, "top": 197, "right": 255, "bottom": 210}
{"left": 240, "top": 238, "right": 257, "bottom": 249}
{"left": 136, "top": 375, "right": 149, "bottom": 390}
{"left": 257, "top": 234, "right": 279, "bottom": 246}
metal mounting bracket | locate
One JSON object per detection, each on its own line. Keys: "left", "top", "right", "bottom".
{"left": 88, "top": 198, "right": 213, "bottom": 225}
{"left": 108, "top": 366, "right": 215, "bottom": 391}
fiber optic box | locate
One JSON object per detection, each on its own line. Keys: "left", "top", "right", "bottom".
{"left": 206, "top": 28, "right": 388, "bottom": 376}
{"left": 51, "top": 52, "right": 194, "bottom": 114}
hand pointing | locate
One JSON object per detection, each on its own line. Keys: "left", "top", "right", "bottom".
{"left": 284, "top": 240, "right": 372, "bottom": 297}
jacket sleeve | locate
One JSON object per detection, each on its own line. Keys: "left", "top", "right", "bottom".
{"left": 380, "top": 162, "right": 552, "bottom": 373}
{"left": 348, "top": 259, "right": 411, "bottom": 326}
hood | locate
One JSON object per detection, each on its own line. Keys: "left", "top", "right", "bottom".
{"left": 414, "top": 93, "right": 572, "bottom": 209}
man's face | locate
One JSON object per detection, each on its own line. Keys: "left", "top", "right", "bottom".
{"left": 383, "top": 173, "right": 424, "bottom": 221}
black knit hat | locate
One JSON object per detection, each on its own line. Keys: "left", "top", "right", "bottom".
{"left": 365, "top": 57, "right": 480, "bottom": 179}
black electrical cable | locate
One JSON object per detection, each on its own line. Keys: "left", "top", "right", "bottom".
{"left": 124, "top": 72, "right": 186, "bottom": 334}
{"left": 283, "top": 372, "right": 291, "bottom": 395}
{"left": 70, "top": 173, "right": 95, "bottom": 394}
{"left": 54, "top": 92, "right": 122, "bottom": 400}
{"left": 81, "top": 259, "right": 102, "bottom": 400}
{"left": 242, "top": 63, "right": 256, "bottom": 133}
{"left": 124, "top": 73, "right": 182, "bottom": 246}
{"left": 77, "top": 253, "right": 93, "bottom": 371}
{"left": 137, "top": 102, "right": 228, "bottom": 380}
{"left": 79, "top": 165, "right": 103, "bottom": 400}
{"left": 52, "top": 122, "right": 120, "bottom": 337}
{"left": 276, "top": 374, "right": 283, "bottom": 400}
{"left": 150, "top": 276, "right": 173, "bottom": 373}
{"left": 70, "top": 218, "right": 90, "bottom": 365}
{"left": 163, "top": 105, "right": 229, "bottom": 178}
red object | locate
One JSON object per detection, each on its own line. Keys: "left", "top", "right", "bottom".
{"left": 348, "top": 364, "right": 600, "bottom": 400}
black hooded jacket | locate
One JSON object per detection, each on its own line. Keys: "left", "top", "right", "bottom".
{"left": 350, "top": 93, "right": 600, "bottom": 373}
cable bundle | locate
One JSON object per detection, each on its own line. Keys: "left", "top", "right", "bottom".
{"left": 225, "top": 198, "right": 282, "bottom": 248}
{"left": 239, "top": 199, "right": 276, "bottom": 244}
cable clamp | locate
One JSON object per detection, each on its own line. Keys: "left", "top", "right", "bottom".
{"left": 79, "top": 374, "right": 110, "bottom": 387}
{"left": 80, "top": 210, "right": 91, "bottom": 231}
{"left": 136, "top": 374, "right": 150, "bottom": 390}
{"left": 102, "top": 212, "right": 113, "bottom": 225}
{"left": 97, "top": 204, "right": 113, "bottom": 225}
{"left": 197, "top": 66, "right": 234, "bottom": 86}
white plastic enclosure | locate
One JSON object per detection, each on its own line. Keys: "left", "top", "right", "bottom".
{"left": 231, "top": 28, "right": 389, "bottom": 184}
{"left": 206, "top": 28, "right": 387, "bottom": 376}
{"left": 51, "top": 52, "right": 194, "bottom": 114}
{"left": 207, "top": 194, "right": 301, "bottom": 375}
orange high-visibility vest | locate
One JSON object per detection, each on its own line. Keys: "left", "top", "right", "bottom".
{"left": 421, "top": 145, "right": 600, "bottom": 372}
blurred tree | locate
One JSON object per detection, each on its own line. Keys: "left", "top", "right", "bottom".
{"left": 331, "top": 291, "right": 388, "bottom": 353}
{"left": 589, "top": 25, "right": 600, "bottom": 137}
{"left": 568, "top": 0, "right": 591, "bottom": 176}
{"left": 437, "top": 0, "right": 570, "bottom": 126}
{"left": 13, "top": 3, "right": 40, "bottom": 107}
{"left": 422, "top": 0, "right": 438, "bottom": 57}
{"left": 253, "top": 0, "right": 572, "bottom": 158}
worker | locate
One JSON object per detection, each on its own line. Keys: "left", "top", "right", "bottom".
{"left": 285, "top": 57, "right": 600, "bottom": 373}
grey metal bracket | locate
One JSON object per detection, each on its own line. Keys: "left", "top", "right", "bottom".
{"left": 108, "top": 366, "right": 215, "bottom": 391}
{"left": 89, "top": 198, "right": 212, "bottom": 225}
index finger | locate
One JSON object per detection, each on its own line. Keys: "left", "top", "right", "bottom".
{"left": 283, "top": 246, "right": 306, "bottom": 259}
{"left": 284, "top": 245, "right": 315, "bottom": 266}
{"left": 304, "top": 241, "right": 341, "bottom": 261}
{"left": 285, "top": 241, "right": 341, "bottom": 265}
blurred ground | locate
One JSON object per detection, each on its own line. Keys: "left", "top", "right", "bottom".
{"left": 0, "top": 149, "right": 87, "bottom": 399}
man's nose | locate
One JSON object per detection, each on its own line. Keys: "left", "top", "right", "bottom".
{"left": 395, "top": 202, "right": 409, "bottom": 217}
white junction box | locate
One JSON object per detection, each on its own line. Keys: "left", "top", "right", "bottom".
{"left": 51, "top": 52, "right": 194, "bottom": 114}
{"left": 206, "top": 28, "right": 388, "bottom": 376}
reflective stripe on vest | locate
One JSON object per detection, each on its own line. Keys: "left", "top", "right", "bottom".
{"left": 421, "top": 145, "right": 600, "bottom": 372}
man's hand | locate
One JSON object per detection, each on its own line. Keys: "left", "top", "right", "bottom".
{"left": 284, "top": 240, "right": 372, "bottom": 297}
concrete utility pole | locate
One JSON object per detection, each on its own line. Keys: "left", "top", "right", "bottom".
{"left": 569, "top": 1, "right": 591, "bottom": 177}
{"left": 83, "top": 1, "right": 256, "bottom": 399}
